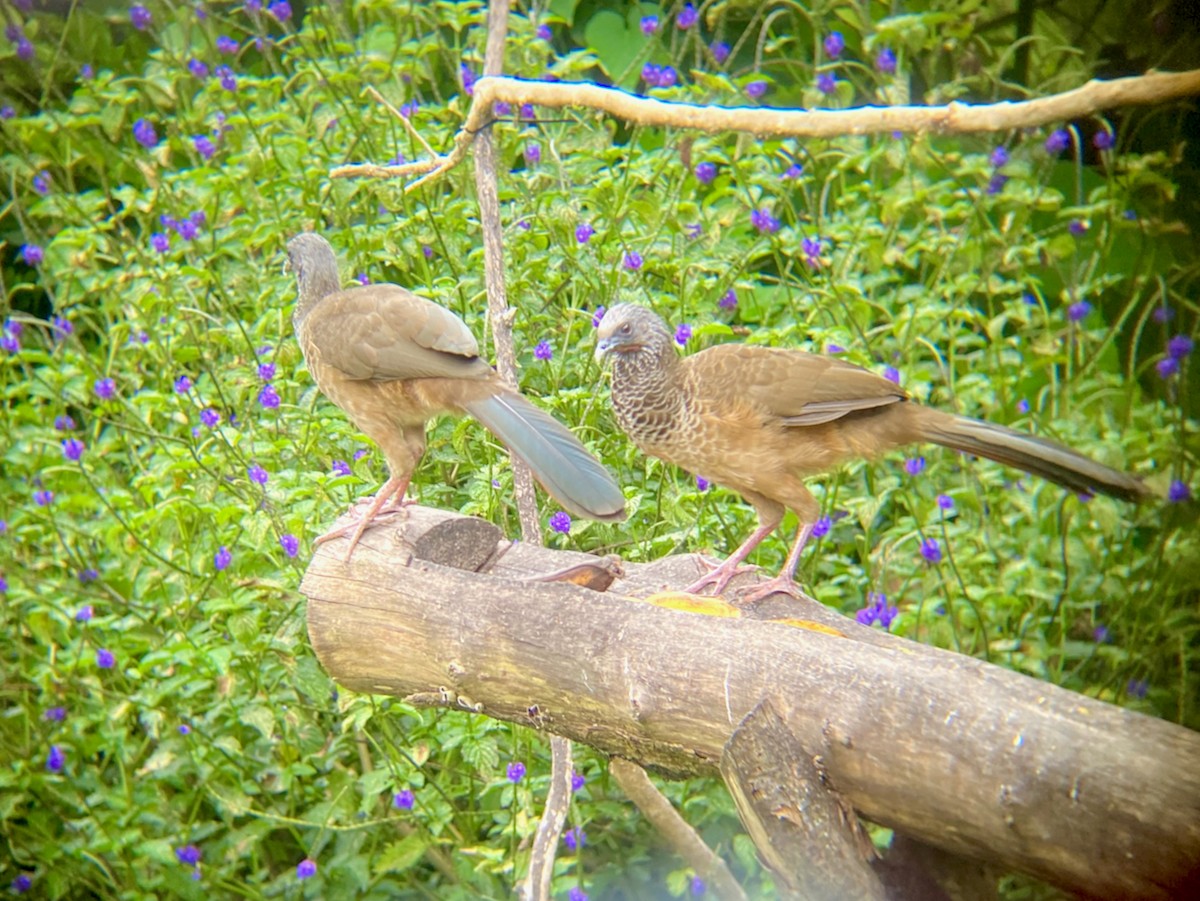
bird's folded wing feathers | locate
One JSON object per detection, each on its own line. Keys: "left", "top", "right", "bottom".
{"left": 690, "top": 345, "right": 908, "bottom": 424}
{"left": 304, "top": 286, "right": 488, "bottom": 381}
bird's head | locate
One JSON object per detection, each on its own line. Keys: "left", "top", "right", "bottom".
{"left": 286, "top": 232, "right": 343, "bottom": 318}
{"left": 594, "top": 303, "right": 674, "bottom": 364}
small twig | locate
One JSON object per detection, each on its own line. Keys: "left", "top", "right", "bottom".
{"left": 364, "top": 85, "right": 439, "bottom": 159}
{"left": 610, "top": 758, "right": 750, "bottom": 901}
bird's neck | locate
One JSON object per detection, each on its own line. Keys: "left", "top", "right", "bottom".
{"left": 293, "top": 268, "right": 342, "bottom": 325}
{"left": 610, "top": 345, "right": 688, "bottom": 443}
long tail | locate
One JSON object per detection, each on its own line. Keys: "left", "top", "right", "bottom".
{"left": 912, "top": 407, "right": 1154, "bottom": 503}
{"left": 465, "top": 391, "right": 627, "bottom": 521}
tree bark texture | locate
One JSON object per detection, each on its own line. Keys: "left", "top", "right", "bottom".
{"left": 300, "top": 507, "right": 1200, "bottom": 900}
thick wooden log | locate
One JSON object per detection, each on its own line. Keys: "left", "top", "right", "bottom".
{"left": 300, "top": 507, "right": 1200, "bottom": 900}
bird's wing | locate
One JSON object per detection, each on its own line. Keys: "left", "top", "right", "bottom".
{"left": 301, "top": 285, "right": 489, "bottom": 381}
{"left": 689, "top": 345, "right": 907, "bottom": 426}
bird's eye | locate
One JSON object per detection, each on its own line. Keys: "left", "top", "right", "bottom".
{"left": 619, "top": 323, "right": 632, "bottom": 335}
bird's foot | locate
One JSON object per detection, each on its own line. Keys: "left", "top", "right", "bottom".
{"left": 683, "top": 556, "right": 760, "bottom": 596}
{"left": 314, "top": 494, "right": 414, "bottom": 559}
{"left": 734, "top": 573, "right": 815, "bottom": 605}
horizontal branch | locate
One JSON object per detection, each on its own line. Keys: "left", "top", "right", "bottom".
{"left": 300, "top": 508, "right": 1200, "bottom": 900}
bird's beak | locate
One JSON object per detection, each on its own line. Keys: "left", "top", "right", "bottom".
{"left": 594, "top": 338, "right": 613, "bottom": 363}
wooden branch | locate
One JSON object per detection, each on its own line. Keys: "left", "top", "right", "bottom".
{"left": 329, "top": 69, "right": 1200, "bottom": 187}
{"left": 301, "top": 507, "right": 1200, "bottom": 900}
{"left": 721, "top": 698, "right": 885, "bottom": 900}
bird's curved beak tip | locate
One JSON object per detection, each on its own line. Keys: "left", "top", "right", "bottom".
{"left": 593, "top": 340, "right": 611, "bottom": 363}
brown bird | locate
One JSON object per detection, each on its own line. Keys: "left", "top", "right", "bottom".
{"left": 286, "top": 233, "right": 626, "bottom": 558}
{"left": 595, "top": 303, "right": 1153, "bottom": 602}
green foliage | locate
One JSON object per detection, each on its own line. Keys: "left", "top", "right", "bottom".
{"left": 1, "top": 0, "right": 1196, "bottom": 897}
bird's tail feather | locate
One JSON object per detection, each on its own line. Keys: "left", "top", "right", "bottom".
{"left": 466, "top": 392, "right": 627, "bottom": 521}
{"left": 916, "top": 409, "right": 1153, "bottom": 503}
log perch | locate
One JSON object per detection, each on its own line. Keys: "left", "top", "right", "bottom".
{"left": 300, "top": 506, "right": 1200, "bottom": 900}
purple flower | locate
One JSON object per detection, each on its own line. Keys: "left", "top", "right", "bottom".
{"left": 133, "top": 118, "right": 157, "bottom": 149}
{"left": 658, "top": 66, "right": 678, "bottom": 88}
{"left": 719, "top": 288, "right": 737, "bottom": 310}
{"left": 76, "top": 605, "right": 93, "bottom": 622}
{"left": 801, "top": 235, "right": 823, "bottom": 265}
{"left": 1167, "top": 335, "right": 1193, "bottom": 360}
{"left": 690, "top": 875, "right": 706, "bottom": 897}
{"left": 174, "top": 375, "right": 192, "bottom": 393}
{"left": 259, "top": 384, "right": 281, "bottom": 409}
{"left": 1044, "top": 128, "right": 1070, "bottom": 155}
{"left": 695, "top": 476, "right": 709, "bottom": 492}
{"left": 694, "top": 161, "right": 717, "bottom": 184}
{"left": 549, "top": 511, "right": 571, "bottom": 534}
{"left": 216, "top": 65, "right": 236, "bottom": 91}
{"left": 193, "top": 135, "right": 216, "bottom": 160}
{"left": 1168, "top": 480, "right": 1191, "bottom": 503}
{"left": 1093, "top": 130, "right": 1114, "bottom": 150}
{"left": 130, "top": 4, "right": 152, "bottom": 30}
{"left": 591, "top": 306, "right": 606, "bottom": 328}
{"left": 520, "top": 103, "right": 534, "bottom": 119}
{"left": 32, "top": 170, "right": 50, "bottom": 194}
{"left": 823, "top": 32, "right": 844, "bottom": 58}
{"left": 563, "top": 827, "right": 587, "bottom": 851}
{"left": 536, "top": 23, "right": 552, "bottom": 41}
{"left": 248, "top": 464, "right": 268, "bottom": 485}
{"left": 990, "top": 146, "right": 1010, "bottom": 168}
{"left": 34, "top": 489, "right": 53, "bottom": 506}
{"left": 641, "top": 63, "right": 661, "bottom": 85}
{"left": 44, "top": 706, "right": 66, "bottom": 722}
{"left": 920, "top": 538, "right": 942, "bottom": 564}
{"left": 280, "top": 534, "right": 299, "bottom": 557}
{"left": 936, "top": 493, "right": 954, "bottom": 511}
{"left": 811, "top": 516, "right": 832, "bottom": 538}
{"left": 1, "top": 330, "right": 19, "bottom": 355}
{"left": 258, "top": 361, "right": 276, "bottom": 381}
{"left": 624, "top": 251, "right": 643, "bottom": 271}
{"left": 96, "top": 648, "right": 115, "bottom": 669}
{"left": 1153, "top": 306, "right": 1175, "bottom": 325}
{"left": 176, "top": 218, "right": 198, "bottom": 241}
{"left": 524, "top": 142, "right": 540, "bottom": 166}
{"left": 640, "top": 15, "right": 658, "bottom": 35}
{"left": 393, "top": 789, "right": 415, "bottom": 810}
{"left": 151, "top": 232, "right": 170, "bottom": 253}
{"left": 568, "top": 889, "right": 587, "bottom": 901}
{"left": 506, "top": 761, "right": 526, "bottom": 782}
{"left": 575, "top": 222, "right": 594, "bottom": 243}
{"left": 675, "top": 323, "right": 691, "bottom": 345}
{"left": 826, "top": 344, "right": 844, "bottom": 354}
{"left": 176, "top": 845, "right": 202, "bottom": 866}
{"left": 214, "top": 545, "right": 232, "bottom": 571}
{"left": 217, "top": 35, "right": 238, "bottom": 54}
{"left": 534, "top": 339, "right": 552, "bottom": 361}
{"left": 571, "top": 770, "right": 585, "bottom": 791}
{"left": 1067, "top": 300, "right": 1092, "bottom": 322}
{"left": 875, "top": 47, "right": 896, "bottom": 73}
{"left": 245, "top": 0, "right": 262, "bottom": 11}
{"left": 711, "top": 41, "right": 731, "bottom": 64}
{"left": 685, "top": 223, "right": 703, "bottom": 239}
{"left": 855, "top": 592, "right": 897, "bottom": 629}
{"left": 20, "top": 243, "right": 43, "bottom": 266}
{"left": 51, "top": 315, "right": 72, "bottom": 338}
{"left": 883, "top": 366, "right": 900, "bottom": 384}
{"left": 78, "top": 568, "right": 98, "bottom": 583}
{"left": 986, "top": 173, "right": 1008, "bottom": 195}
{"left": 493, "top": 101, "right": 511, "bottom": 117}
{"left": 62, "top": 438, "right": 84, "bottom": 461}
{"left": 47, "top": 745, "right": 65, "bottom": 772}
{"left": 94, "top": 377, "right": 116, "bottom": 400}
{"left": 1093, "top": 624, "right": 1110, "bottom": 643}
{"left": 782, "top": 163, "right": 803, "bottom": 180}
{"left": 268, "top": 0, "right": 291, "bottom": 22}
{"left": 188, "top": 58, "right": 209, "bottom": 79}
{"left": 55, "top": 414, "right": 76, "bottom": 431}
{"left": 332, "top": 459, "right": 351, "bottom": 476}
{"left": 1016, "top": 398, "right": 1030, "bottom": 414}
{"left": 1127, "top": 678, "right": 1149, "bottom": 699}
{"left": 745, "top": 80, "right": 768, "bottom": 100}
{"left": 750, "top": 208, "right": 780, "bottom": 234}
{"left": 355, "top": 273, "right": 370, "bottom": 286}
{"left": 179, "top": 723, "right": 191, "bottom": 734}
{"left": 296, "top": 859, "right": 317, "bottom": 880}
{"left": 0, "top": 106, "right": 14, "bottom": 119}
{"left": 200, "top": 407, "right": 220, "bottom": 428}
{"left": 904, "top": 456, "right": 926, "bottom": 476}
{"left": 677, "top": 4, "right": 697, "bottom": 28}
{"left": 1068, "top": 219, "right": 1087, "bottom": 236}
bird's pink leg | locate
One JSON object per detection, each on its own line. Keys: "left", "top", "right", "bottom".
{"left": 735, "top": 522, "right": 815, "bottom": 603}
{"left": 683, "top": 521, "right": 777, "bottom": 596}
{"left": 314, "top": 474, "right": 412, "bottom": 561}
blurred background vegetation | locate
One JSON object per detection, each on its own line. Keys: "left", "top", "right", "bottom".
{"left": 1, "top": 0, "right": 1197, "bottom": 897}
